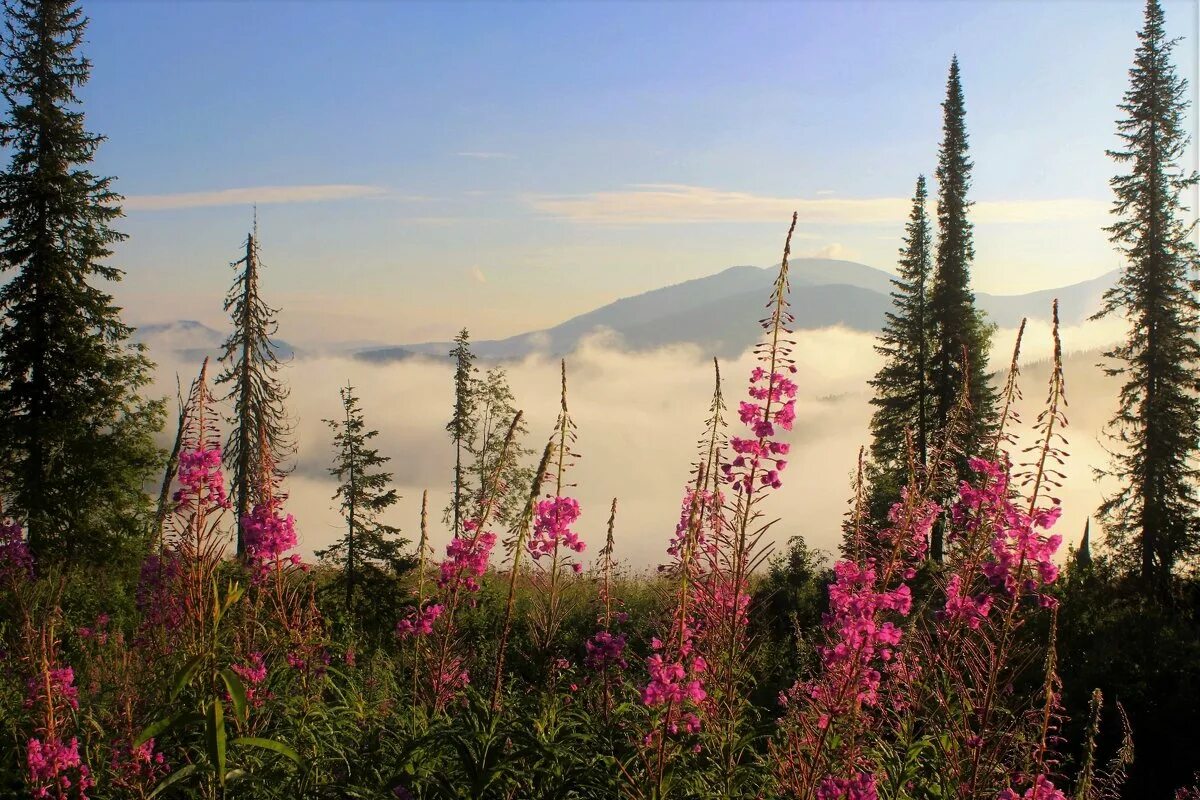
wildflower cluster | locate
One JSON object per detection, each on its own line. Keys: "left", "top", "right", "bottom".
{"left": 395, "top": 603, "right": 444, "bottom": 639}
{"left": 0, "top": 517, "right": 33, "bottom": 584}
{"left": 949, "top": 458, "right": 1063, "bottom": 611}
{"left": 26, "top": 737, "right": 92, "bottom": 800}
{"left": 998, "top": 776, "right": 1068, "bottom": 800}
{"left": 438, "top": 521, "right": 497, "bottom": 595}
{"left": 174, "top": 447, "right": 228, "bottom": 511}
{"left": 107, "top": 739, "right": 170, "bottom": 794}
{"left": 242, "top": 498, "right": 301, "bottom": 582}
{"left": 725, "top": 365, "right": 796, "bottom": 493}
{"left": 528, "top": 496, "right": 585, "bottom": 571}
{"left": 232, "top": 652, "right": 271, "bottom": 708}
{"left": 584, "top": 630, "right": 627, "bottom": 670}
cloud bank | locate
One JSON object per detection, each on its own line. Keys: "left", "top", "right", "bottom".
{"left": 146, "top": 317, "right": 1123, "bottom": 573}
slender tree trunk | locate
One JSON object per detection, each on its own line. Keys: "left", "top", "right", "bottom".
{"left": 234, "top": 235, "right": 255, "bottom": 555}
{"left": 345, "top": 399, "right": 357, "bottom": 609}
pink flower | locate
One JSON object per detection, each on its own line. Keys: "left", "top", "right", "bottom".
{"left": 173, "top": 447, "right": 229, "bottom": 512}
{"left": 584, "top": 631, "right": 628, "bottom": 671}
{"left": 527, "top": 496, "right": 586, "bottom": 563}
{"left": 0, "top": 518, "right": 33, "bottom": 585}
{"left": 242, "top": 497, "right": 299, "bottom": 582}
{"left": 395, "top": 603, "right": 444, "bottom": 639}
{"left": 26, "top": 736, "right": 93, "bottom": 800}
{"left": 439, "top": 529, "right": 497, "bottom": 595}
{"left": 108, "top": 738, "right": 169, "bottom": 793}
{"left": 998, "top": 776, "right": 1068, "bottom": 800}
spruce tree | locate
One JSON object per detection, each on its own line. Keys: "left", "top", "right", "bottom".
{"left": 867, "top": 175, "right": 933, "bottom": 520}
{"left": 1093, "top": 0, "right": 1200, "bottom": 600}
{"left": 446, "top": 328, "right": 476, "bottom": 533}
{"left": 0, "top": 0, "right": 163, "bottom": 564}
{"left": 316, "top": 384, "right": 408, "bottom": 618}
{"left": 215, "top": 225, "right": 291, "bottom": 556}
{"left": 928, "top": 56, "right": 995, "bottom": 559}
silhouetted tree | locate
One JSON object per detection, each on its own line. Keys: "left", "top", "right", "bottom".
{"left": 215, "top": 224, "right": 291, "bottom": 556}
{"left": 867, "top": 175, "right": 933, "bottom": 520}
{"left": 928, "top": 56, "right": 995, "bottom": 559}
{"left": 446, "top": 328, "right": 476, "bottom": 533}
{"left": 1093, "top": 0, "right": 1200, "bottom": 600}
{"left": 0, "top": 0, "right": 163, "bottom": 564}
{"left": 317, "top": 384, "right": 407, "bottom": 615}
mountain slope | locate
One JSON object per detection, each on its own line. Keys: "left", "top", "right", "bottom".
{"left": 357, "top": 259, "right": 1117, "bottom": 363}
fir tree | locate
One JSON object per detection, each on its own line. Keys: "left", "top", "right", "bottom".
{"left": 317, "top": 384, "right": 409, "bottom": 619}
{"left": 215, "top": 224, "right": 291, "bottom": 556}
{"left": 867, "top": 175, "right": 933, "bottom": 520}
{"left": 446, "top": 328, "right": 476, "bottom": 533}
{"left": 1093, "top": 0, "right": 1200, "bottom": 600}
{"left": 0, "top": 0, "right": 163, "bottom": 564}
{"left": 928, "top": 56, "right": 995, "bottom": 559}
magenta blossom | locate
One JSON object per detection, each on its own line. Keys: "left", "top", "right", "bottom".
{"left": 173, "top": 447, "right": 228, "bottom": 511}
{"left": 528, "top": 496, "right": 586, "bottom": 562}
{"left": 0, "top": 518, "right": 33, "bottom": 585}
{"left": 26, "top": 736, "right": 93, "bottom": 800}
{"left": 395, "top": 603, "right": 444, "bottom": 639}
{"left": 438, "top": 522, "right": 497, "bottom": 595}
{"left": 998, "top": 776, "right": 1068, "bottom": 800}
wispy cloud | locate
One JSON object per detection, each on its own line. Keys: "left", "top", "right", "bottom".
{"left": 456, "top": 151, "right": 515, "bottom": 160}
{"left": 527, "top": 183, "right": 1107, "bottom": 226}
{"left": 124, "top": 184, "right": 388, "bottom": 211}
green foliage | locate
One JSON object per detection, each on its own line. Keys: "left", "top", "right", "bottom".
{"left": 0, "top": 0, "right": 165, "bottom": 566}
{"left": 1092, "top": 0, "right": 1200, "bottom": 599}
{"left": 446, "top": 328, "right": 477, "bottom": 534}
{"left": 316, "top": 384, "right": 412, "bottom": 638}
{"left": 927, "top": 57, "right": 997, "bottom": 558}
{"left": 868, "top": 174, "right": 935, "bottom": 523}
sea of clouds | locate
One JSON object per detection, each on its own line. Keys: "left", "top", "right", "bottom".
{"left": 145, "top": 314, "right": 1128, "bottom": 572}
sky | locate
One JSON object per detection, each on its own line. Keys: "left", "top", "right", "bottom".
{"left": 74, "top": 0, "right": 1199, "bottom": 347}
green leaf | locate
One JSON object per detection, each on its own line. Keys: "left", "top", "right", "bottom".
{"left": 170, "top": 654, "right": 205, "bottom": 701}
{"left": 146, "top": 763, "right": 197, "bottom": 798}
{"left": 232, "top": 736, "right": 301, "bottom": 764}
{"left": 219, "top": 668, "right": 248, "bottom": 726}
{"left": 134, "top": 710, "right": 200, "bottom": 747}
{"left": 206, "top": 699, "right": 226, "bottom": 786}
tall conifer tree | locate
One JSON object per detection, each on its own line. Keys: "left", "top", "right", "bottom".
{"left": 867, "top": 175, "right": 933, "bottom": 520}
{"left": 0, "top": 0, "right": 163, "bottom": 563}
{"left": 215, "top": 224, "right": 291, "bottom": 555}
{"left": 929, "top": 56, "right": 995, "bottom": 559}
{"left": 1094, "top": 0, "right": 1200, "bottom": 599}
{"left": 446, "top": 328, "right": 476, "bottom": 533}
{"left": 317, "top": 384, "right": 407, "bottom": 614}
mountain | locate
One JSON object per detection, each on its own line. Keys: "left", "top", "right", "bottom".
{"left": 134, "top": 319, "right": 296, "bottom": 363}
{"left": 357, "top": 259, "right": 1117, "bottom": 363}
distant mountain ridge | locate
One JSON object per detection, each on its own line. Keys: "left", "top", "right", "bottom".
{"left": 134, "top": 319, "right": 296, "bottom": 363}
{"left": 357, "top": 258, "right": 1116, "bottom": 363}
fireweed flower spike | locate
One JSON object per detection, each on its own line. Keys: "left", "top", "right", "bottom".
{"left": 529, "top": 361, "right": 585, "bottom": 662}
{"left": 773, "top": 480, "right": 937, "bottom": 798}
{"left": 640, "top": 359, "right": 728, "bottom": 792}
{"left": 706, "top": 217, "right": 798, "bottom": 789}
{"left": 425, "top": 411, "right": 522, "bottom": 710}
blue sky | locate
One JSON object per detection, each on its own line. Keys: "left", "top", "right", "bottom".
{"left": 76, "top": 0, "right": 1199, "bottom": 344}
